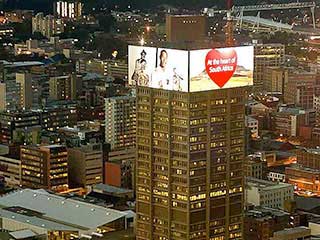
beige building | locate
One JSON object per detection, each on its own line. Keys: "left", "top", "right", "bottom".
{"left": 253, "top": 43, "right": 285, "bottom": 92}
{"left": 21, "top": 145, "right": 68, "bottom": 192}
{"left": 136, "top": 86, "right": 247, "bottom": 240}
{"left": 265, "top": 66, "right": 288, "bottom": 93}
{"left": 67, "top": 144, "right": 103, "bottom": 188}
{"left": 16, "top": 72, "right": 32, "bottom": 109}
{"left": 246, "top": 177, "right": 294, "bottom": 210}
{"left": 283, "top": 68, "right": 318, "bottom": 109}
{"left": 166, "top": 15, "right": 207, "bottom": 43}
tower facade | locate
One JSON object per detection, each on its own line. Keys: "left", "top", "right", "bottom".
{"left": 136, "top": 86, "right": 247, "bottom": 240}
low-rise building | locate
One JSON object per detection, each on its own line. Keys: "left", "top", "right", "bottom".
{"left": 286, "top": 164, "right": 320, "bottom": 195}
{"left": 245, "top": 206, "right": 300, "bottom": 240}
{"left": 245, "top": 156, "right": 267, "bottom": 179}
{"left": 296, "top": 147, "right": 320, "bottom": 170}
{"left": 246, "top": 177, "right": 294, "bottom": 209}
{"left": 0, "top": 189, "right": 128, "bottom": 239}
{"left": 270, "top": 226, "right": 311, "bottom": 240}
{"left": 267, "top": 166, "right": 286, "bottom": 183}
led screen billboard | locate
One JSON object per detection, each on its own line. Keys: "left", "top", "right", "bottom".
{"left": 128, "top": 45, "right": 157, "bottom": 88}
{"left": 128, "top": 45, "right": 254, "bottom": 92}
{"left": 128, "top": 46, "right": 189, "bottom": 92}
{"left": 189, "top": 46, "right": 254, "bottom": 92}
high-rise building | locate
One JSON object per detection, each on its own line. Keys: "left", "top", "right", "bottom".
{"left": 32, "top": 12, "right": 64, "bottom": 38}
{"left": 166, "top": 15, "right": 208, "bottom": 43}
{"left": 67, "top": 143, "right": 103, "bottom": 188}
{"left": 49, "top": 74, "right": 82, "bottom": 101}
{"left": 136, "top": 86, "right": 247, "bottom": 239}
{"left": 254, "top": 43, "right": 285, "bottom": 92}
{"left": 105, "top": 95, "right": 136, "bottom": 149}
{"left": 16, "top": 72, "right": 32, "bottom": 109}
{"left": 20, "top": 145, "right": 68, "bottom": 191}
{"left": 54, "top": 0, "right": 83, "bottom": 20}
{"left": 105, "top": 94, "right": 136, "bottom": 189}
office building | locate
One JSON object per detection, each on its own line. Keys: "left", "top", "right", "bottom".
{"left": 265, "top": 66, "right": 288, "bottom": 94}
{"left": 166, "top": 15, "right": 207, "bottom": 43}
{"left": 54, "top": 0, "right": 83, "bottom": 20}
{"left": 245, "top": 177, "right": 294, "bottom": 209}
{"left": 136, "top": 87, "right": 247, "bottom": 239}
{"left": 0, "top": 61, "right": 43, "bottom": 111}
{"left": 253, "top": 43, "right": 285, "bottom": 92}
{"left": 16, "top": 72, "right": 33, "bottom": 110}
{"left": 283, "top": 68, "right": 319, "bottom": 109}
{"left": 49, "top": 74, "right": 82, "bottom": 101}
{"left": 67, "top": 144, "right": 103, "bottom": 188}
{"left": 41, "top": 103, "right": 78, "bottom": 131}
{"left": 0, "top": 111, "right": 40, "bottom": 144}
{"left": 32, "top": 12, "right": 64, "bottom": 38}
{"left": 271, "top": 107, "right": 315, "bottom": 137}
{"left": 21, "top": 145, "right": 68, "bottom": 192}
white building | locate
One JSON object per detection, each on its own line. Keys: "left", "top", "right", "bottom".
{"left": 246, "top": 177, "right": 294, "bottom": 209}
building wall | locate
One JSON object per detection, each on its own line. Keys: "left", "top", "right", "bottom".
{"left": 104, "top": 162, "right": 121, "bottom": 187}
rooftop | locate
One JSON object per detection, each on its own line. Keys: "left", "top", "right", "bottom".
{"left": 247, "top": 177, "right": 293, "bottom": 191}
{"left": 93, "top": 184, "right": 134, "bottom": 197}
{"left": 0, "top": 189, "right": 127, "bottom": 231}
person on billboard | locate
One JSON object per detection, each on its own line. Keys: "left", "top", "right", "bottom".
{"left": 131, "top": 50, "right": 149, "bottom": 86}
{"left": 151, "top": 50, "right": 173, "bottom": 90}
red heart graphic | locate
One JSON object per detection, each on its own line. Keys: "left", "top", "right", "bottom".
{"left": 205, "top": 49, "right": 237, "bottom": 88}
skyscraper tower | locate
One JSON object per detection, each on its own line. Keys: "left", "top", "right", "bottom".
{"left": 133, "top": 45, "right": 252, "bottom": 240}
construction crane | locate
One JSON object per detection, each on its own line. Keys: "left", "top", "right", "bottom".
{"left": 225, "top": 0, "right": 235, "bottom": 46}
